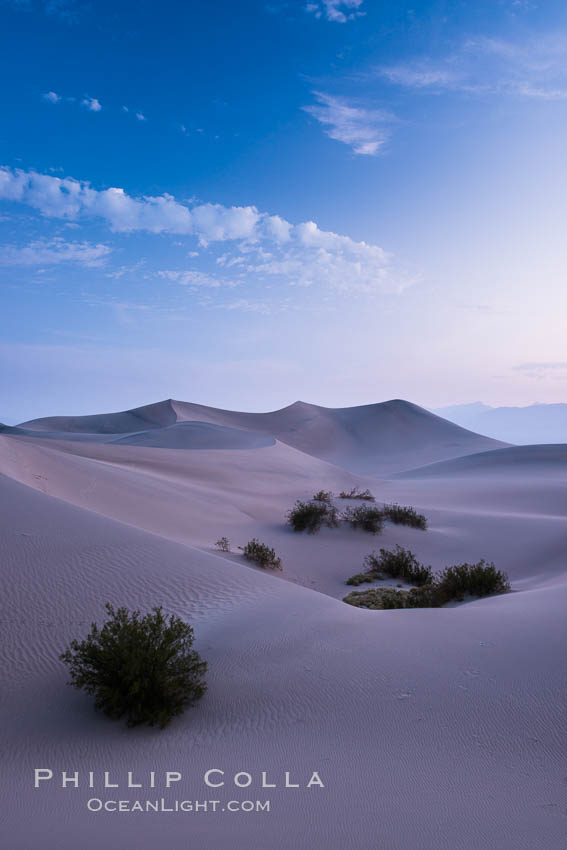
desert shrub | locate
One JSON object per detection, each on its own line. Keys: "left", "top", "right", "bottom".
{"left": 345, "top": 572, "right": 378, "bottom": 587}
{"left": 345, "top": 584, "right": 441, "bottom": 610}
{"left": 344, "top": 560, "right": 510, "bottom": 609}
{"left": 343, "top": 505, "right": 384, "bottom": 534}
{"left": 59, "top": 604, "right": 207, "bottom": 729}
{"left": 339, "top": 487, "right": 376, "bottom": 501}
{"left": 215, "top": 536, "right": 231, "bottom": 552}
{"left": 364, "top": 546, "right": 433, "bottom": 586}
{"left": 406, "top": 584, "right": 441, "bottom": 608}
{"left": 242, "top": 538, "right": 282, "bottom": 570}
{"left": 287, "top": 499, "right": 339, "bottom": 533}
{"left": 383, "top": 503, "right": 427, "bottom": 530}
{"left": 344, "top": 588, "right": 383, "bottom": 609}
{"left": 344, "top": 587, "right": 410, "bottom": 610}
{"left": 312, "top": 490, "right": 334, "bottom": 504}
{"left": 323, "top": 503, "right": 340, "bottom": 527}
{"left": 436, "top": 561, "right": 510, "bottom": 603}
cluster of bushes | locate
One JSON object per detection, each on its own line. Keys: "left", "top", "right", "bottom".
{"left": 359, "top": 546, "right": 433, "bottom": 586}
{"left": 382, "top": 504, "right": 427, "bottom": 530}
{"left": 344, "top": 553, "right": 510, "bottom": 610}
{"left": 287, "top": 491, "right": 427, "bottom": 536}
{"left": 287, "top": 498, "right": 339, "bottom": 533}
{"left": 339, "top": 487, "right": 376, "bottom": 501}
{"left": 288, "top": 500, "right": 385, "bottom": 535}
{"left": 342, "top": 505, "right": 384, "bottom": 534}
{"left": 242, "top": 538, "right": 282, "bottom": 570}
{"left": 435, "top": 561, "right": 510, "bottom": 603}
{"left": 344, "top": 585, "right": 439, "bottom": 610}
{"left": 60, "top": 604, "right": 207, "bottom": 729}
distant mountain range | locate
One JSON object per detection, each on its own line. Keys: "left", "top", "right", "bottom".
{"left": 432, "top": 402, "right": 567, "bottom": 445}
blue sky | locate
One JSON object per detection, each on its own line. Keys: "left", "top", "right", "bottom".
{"left": 1, "top": 0, "right": 567, "bottom": 422}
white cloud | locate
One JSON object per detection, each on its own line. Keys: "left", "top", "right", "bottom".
{"left": 0, "top": 165, "right": 413, "bottom": 294}
{"left": 122, "top": 106, "right": 149, "bottom": 122}
{"left": 82, "top": 96, "right": 102, "bottom": 112}
{"left": 303, "top": 91, "right": 392, "bottom": 155}
{"left": 306, "top": 0, "right": 364, "bottom": 23}
{"left": 0, "top": 237, "right": 111, "bottom": 267}
{"left": 0, "top": 167, "right": 251, "bottom": 240}
{"left": 508, "top": 0, "right": 536, "bottom": 9}
{"left": 511, "top": 82, "right": 567, "bottom": 101}
{"left": 43, "top": 90, "right": 109, "bottom": 113}
{"left": 241, "top": 221, "right": 416, "bottom": 294}
{"left": 379, "top": 33, "right": 567, "bottom": 101}
{"left": 264, "top": 214, "right": 292, "bottom": 243}
{"left": 157, "top": 270, "right": 234, "bottom": 289}
{"left": 380, "top": 66, "right": 462, "bottom": 89}
{"left": 191, "top": 203, "right": 260, "bottom": 245}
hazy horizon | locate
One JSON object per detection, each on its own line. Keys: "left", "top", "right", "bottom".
{"left": 4, "top": 394, "right": 567, "bottom": 428}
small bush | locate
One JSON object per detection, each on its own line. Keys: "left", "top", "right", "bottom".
{"left": 312, "top": 490, "right": 334, "bottom": 504}
{"left": 345, "top": 572, "right": 378, "bottom": 587}
{"left": 373, "top": 589, "right": 406, "bottom": 609}
{"left": 344, "top": 587, "right": 409, "bottom": 610}
{"left": 242, "top": 538, "right": 282, "bottom": 570}
{"left": 364, "top": 546, "right": 433, "bottom": 586}
{"left": 436, "top": 560, "right": 510, "bottom": 603}
{"left": 339, "top": 487, "right": 376, "bottom": 501}
{"left": 287, "top": 499, "right": 339, "bottom": 533}
{"left": 344, "top": 585, "right": 441, "bottom": 610}
{"left": 406, "top": 584, "right": 441, "bottom": 608}
{"left": 59, "top": 603, "right": 207, "bottom": 729}
{"left": 215, "top": 537, "right": 231, "bottom": 552}
{"left": 383, "top": 503, "right": 427, "bottom": 530}
{"left": 343, "top": 505, "right": 384, "bottom": 534}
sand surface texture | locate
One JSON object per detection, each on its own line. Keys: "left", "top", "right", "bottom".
{"left": 1, "top": 399, "right": 565, "bottom": 849}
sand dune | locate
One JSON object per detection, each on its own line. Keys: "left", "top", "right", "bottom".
{"left": 1, "top": 428, "right": 564, "bottom": 598}
{"left": 0, "top": 433, "right": 378, "bottom": 597}
{"left": 2, "top": 399, "right": 566, "bottom": 849}
{"left": 0, "top": 422, "right": 26, "bottom": 435}
{"left": 112, "top": 421, "right": 276, "bottom": 450}
{"left": 18, "top": 398, "right": 180, "bottom": 434}
{"left": 19, "top": 397, "right": 508, "bottom": 476}
{"left": 1, "top": 456, "right": 566, "bottom": 849}
{"left": 397, "top": 443, "right": 567, "bottom": 478}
